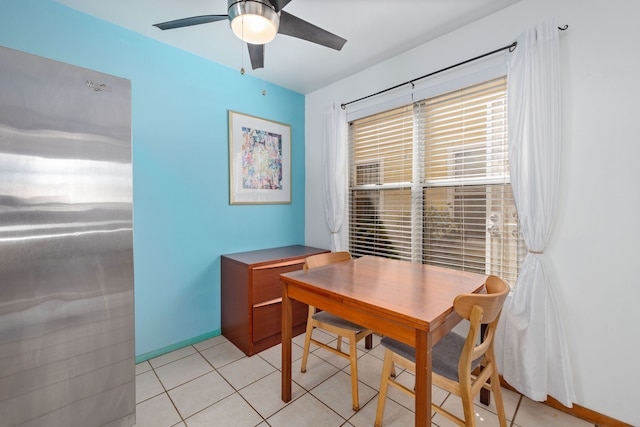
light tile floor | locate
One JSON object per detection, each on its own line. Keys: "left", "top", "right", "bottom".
{"left": 134, "top": 332, "right": 595, "bottom": 427}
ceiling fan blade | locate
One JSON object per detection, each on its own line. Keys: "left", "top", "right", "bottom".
{"left": 247, "top": 43, "right": 265, "bottom": 70}
{"left": 278, "top": 11, "right": 346, "bottom": 51}
{"left": 153, "top": 15, "right": 228, "bottom": 30}
{"left": 268, "top": 0, "right": 293, "bottom": 13}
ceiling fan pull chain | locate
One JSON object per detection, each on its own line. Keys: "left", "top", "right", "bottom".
{"left": 262, "top": 69, "right": 267, "bottom": 96}
{"left": 240, "top": 15, "right": 246, "bottom": 75}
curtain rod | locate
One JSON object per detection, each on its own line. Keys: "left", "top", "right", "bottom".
{"left": 340, "top": 25, "right": 568, "bottom": 110}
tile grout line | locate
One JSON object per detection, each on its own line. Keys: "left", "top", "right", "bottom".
{"left": 137, "top": 336, "right": 544, "bottom": 427}
{"left": 143, "top": 340, "right": 245, "bottom": 425}
{"left": 510, "top": 393, "right": 523, "bottom": 427}
{"left": 148, "top": 351, "right": 187, "bottom": 425}
{"left": 186, "top": 342, "right": 262, "bottom": 425}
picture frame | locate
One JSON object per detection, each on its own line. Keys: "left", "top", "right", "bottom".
{"left": 228, "top": 110, "right": 291, "bottom": 204}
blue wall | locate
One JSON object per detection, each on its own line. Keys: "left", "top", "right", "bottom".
{"left": 1, "top": 0, "right": 306, "bottom": 358}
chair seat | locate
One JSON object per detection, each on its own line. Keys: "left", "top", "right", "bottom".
{"left": 380, "top": 332, "right": 481, "bottom": 382}
{"left": 312, "top": 311, "right": 366, "bottom": 332}
{"left": 376, "top": 276, "right": 510, "bottom": 427}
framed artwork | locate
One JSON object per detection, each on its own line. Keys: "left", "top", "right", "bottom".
{"left": 228, "top": 110, "right": 291, "bottom": 204}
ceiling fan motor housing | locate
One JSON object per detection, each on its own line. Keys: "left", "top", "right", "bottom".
{"left": 228, "top": 0, "right": 280, "bottom": 44}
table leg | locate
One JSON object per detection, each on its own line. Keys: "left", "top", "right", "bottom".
{"left": 281, "top": 282, "right": 292, "bottom": 403}
{"left": 365, "top": 334, "right": 373, "bottom": 349}
{"left": 414, "top": 330, "right": 432, "bottom": 427}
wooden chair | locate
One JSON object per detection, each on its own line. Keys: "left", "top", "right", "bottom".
{"left": 374, "top": 275, "right": 510, "bottom": 427}
{"left": 300, "top": 251, "right": 374, "bottom": 411}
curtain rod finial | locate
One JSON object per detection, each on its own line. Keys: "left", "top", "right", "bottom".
{"left": 340, "top": 104, "right": 346, "bottom": 110}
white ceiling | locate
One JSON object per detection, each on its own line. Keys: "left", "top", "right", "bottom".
{"left": 54, "top": 0, "right": 522, "bottom": 94}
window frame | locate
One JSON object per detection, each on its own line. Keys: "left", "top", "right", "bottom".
{"left": 347, "top": 74, "right": 524, "bottom": 285}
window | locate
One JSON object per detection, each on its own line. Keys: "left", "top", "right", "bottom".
{"left": 348, "top": 77, "right": 524, "bottom": 285}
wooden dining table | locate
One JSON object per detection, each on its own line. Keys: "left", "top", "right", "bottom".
{"left": 280, "top": 255, "right": 487, "bottom": 427}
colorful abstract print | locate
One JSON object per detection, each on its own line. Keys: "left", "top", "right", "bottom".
{"left": 241, "top": 127, "right": 283, "bottom": 190}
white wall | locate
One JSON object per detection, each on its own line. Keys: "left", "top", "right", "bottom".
{"left": 305, "top": 0, "right": 640, "bottom": 425}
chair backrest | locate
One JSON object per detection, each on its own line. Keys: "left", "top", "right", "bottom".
{"left": 453, "top": 276, "right": 510, "bottom": 324}
{"left": 453, "top": 275, "right": 510, "bottom": 379}
{"left": 303, "top": 251, "right": 352, "bottom": 270}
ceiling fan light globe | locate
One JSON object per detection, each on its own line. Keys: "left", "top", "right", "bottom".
{"left": 228, "top": 0, "right": 280, "bottom": 45}
{"left": 231, "top": 14, "right": 278, "bottom": 44}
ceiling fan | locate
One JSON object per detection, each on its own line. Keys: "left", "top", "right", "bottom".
{"left": 153, "top": 0, "right": 347, "bottom": 70}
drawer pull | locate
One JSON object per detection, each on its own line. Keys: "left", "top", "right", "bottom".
{"left": 253, "top": 259, "right": 305, "bottom": 270}
{"left": 254, "top": 297, "right": 282, "bottom": 308}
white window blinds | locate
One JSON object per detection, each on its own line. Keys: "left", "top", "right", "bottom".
{"left": 348, "top": 76, "right": 524, "bottom": 285}
{"left": 349, "top": 106, "right": 414, "bottom": 260}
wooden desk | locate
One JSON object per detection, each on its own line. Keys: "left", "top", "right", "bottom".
{"left": 280, "top": 255, "right": 486, "bottom": 427}
{"left": 221, "top": 245, "right": 328, "bottom": 356}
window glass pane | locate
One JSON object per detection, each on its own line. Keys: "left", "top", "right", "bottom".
{"left": 350, "top": 106, "right": 413, "bottom": 186}
{"left": 420, "top": 77, "right": 508, "bottom": 185}
{"left": 349, "top": 188, "right": 412, "bottom": 261}
{"left": 422, "top": 184, "right": 524, "bottom": 284}
{"left": 422, "top": 186, "right": 486, "bottom": 273}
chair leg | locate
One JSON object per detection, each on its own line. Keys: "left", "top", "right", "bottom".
{"left": 336, "top": 335, "right": 343, "bottom": 353}
{"left": 348, "top": 332, "right": 359, "bottom": 411}
{"left": 490, "top": 366, "right": 507, "bottom": 427}
{"left": 375, "top": 349, "right": 394, "bottom": 427}
{"left": 460, "top": 384, "right": 476, "bottom": 427}
{"left": 300, "top": 312, "right": 315, "bottom": 373}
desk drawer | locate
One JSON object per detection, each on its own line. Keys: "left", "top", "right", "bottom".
{"left": 253, "top": 299, "right": 308, "bottom": 343}
{"left": 251, "top": 259, "right": 305, "bottom": 304}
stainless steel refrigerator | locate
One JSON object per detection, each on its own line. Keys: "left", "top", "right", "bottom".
{"left": 0, "top": 47, "right": 135, "bottom": 426}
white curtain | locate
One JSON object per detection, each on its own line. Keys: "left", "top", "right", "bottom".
{"left": 498, "top": 21, "right": 576, "bottom": 407}
{"left": 321, "top": 102, "right": 347, "bottom": 251}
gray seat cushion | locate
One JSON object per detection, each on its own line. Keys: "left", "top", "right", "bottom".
{"left": 312, "top": 311, "right": 366, "bottom": 332}
{"left": 380, "top": 332, "right": 481, "bottom": 382}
